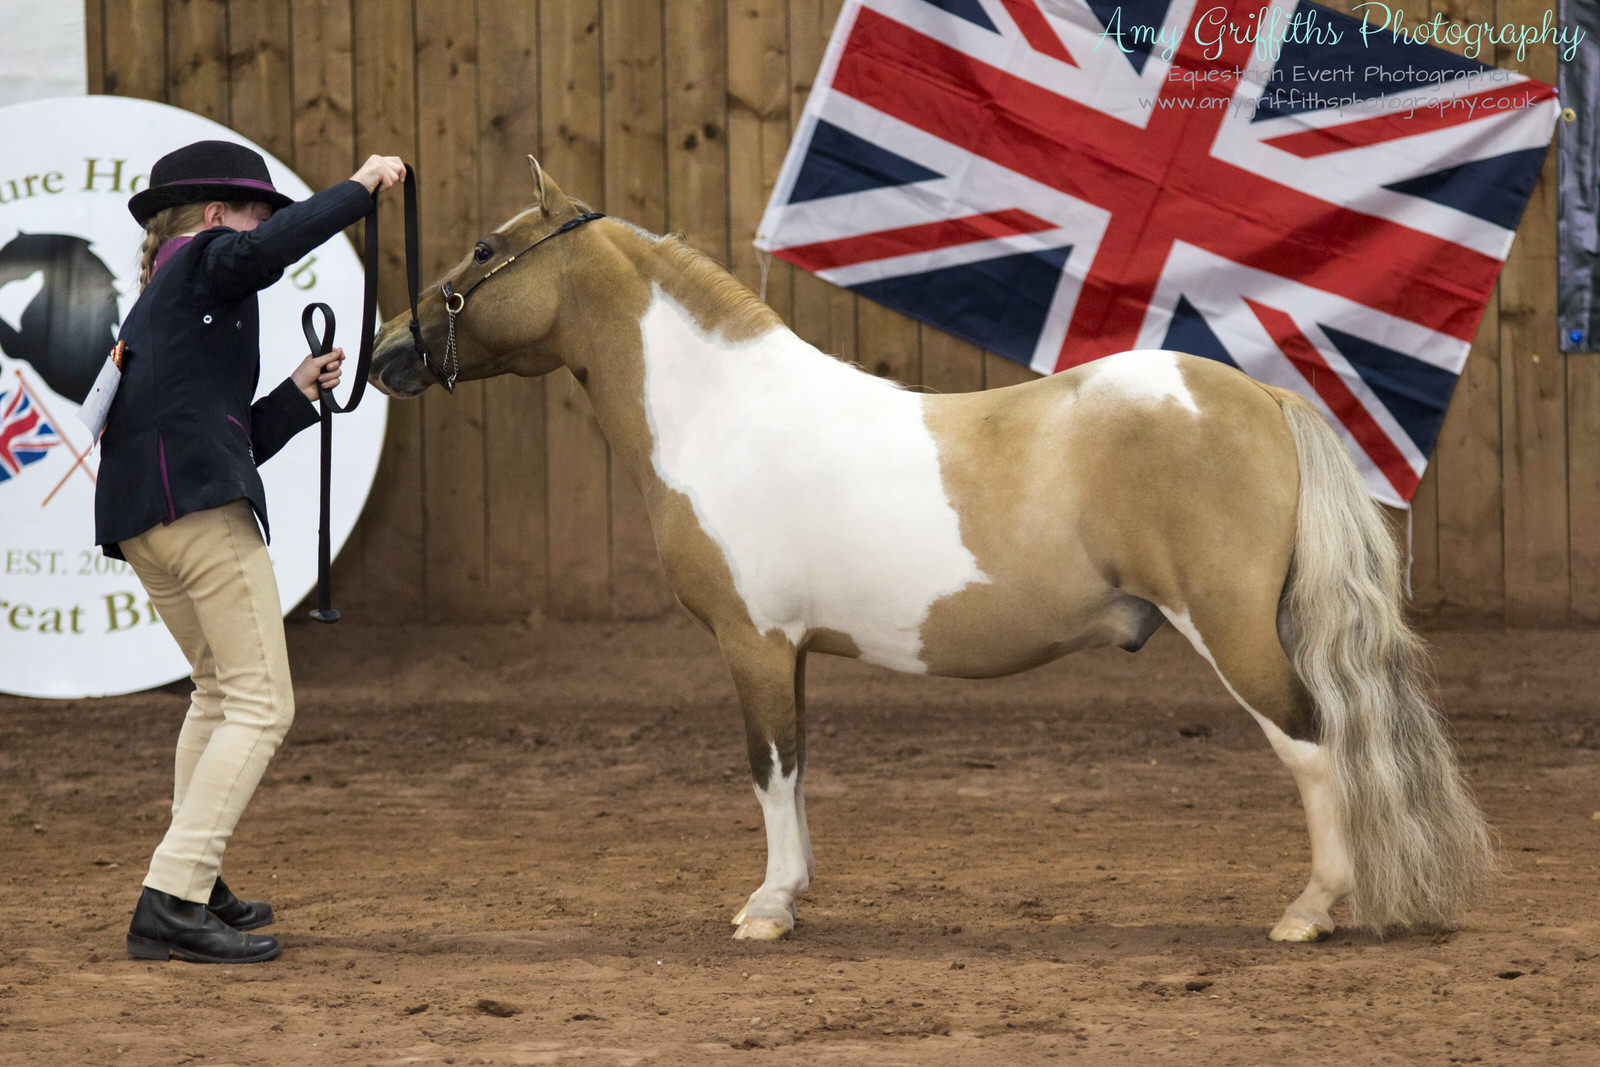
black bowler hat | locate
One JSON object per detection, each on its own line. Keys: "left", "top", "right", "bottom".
{"left": 128, "top": 140, "right": 295, "bottom": 225}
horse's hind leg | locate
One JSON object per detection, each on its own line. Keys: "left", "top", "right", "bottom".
{"left": 719, "top": 628, "right": 812, "bottom": 940}
{"left": 1159, "top": 599, "right": 1354, "bottom": 942}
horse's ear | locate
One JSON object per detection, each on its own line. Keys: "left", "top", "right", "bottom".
{"left": 528, "top": 155, "right": 547, "bottom": 204}
{"left": 527, "top": 155, "right": 576, "bottom": 218}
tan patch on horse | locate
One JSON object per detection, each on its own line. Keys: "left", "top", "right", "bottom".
{"left": 917, "top": 356, "right": 1310, "bottom": 738}
{"left": 803, "top": 628, "right": 863, "bottom": 660}
{"left": 911, "top": 377, "right": 1123, "bottom": 676}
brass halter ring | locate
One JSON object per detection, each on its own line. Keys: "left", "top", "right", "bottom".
{"left": 433, "top": 281, "right": 463, "bottom": 391}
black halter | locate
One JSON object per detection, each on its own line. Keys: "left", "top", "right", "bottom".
{"left": 429, "top": 211, "right": 606, "bottom": 391}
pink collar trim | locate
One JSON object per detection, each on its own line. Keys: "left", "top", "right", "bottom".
{"left": 151, "top": 234, "right": 195, "bottom": 277}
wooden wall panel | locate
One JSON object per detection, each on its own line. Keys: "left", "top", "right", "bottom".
{"left": 1436, "top": 299, "right": 1506, "bottom": 615}
{"left": 284, "top": 0, "right": 356, "bottom": 612}
{"left": 602, "top": 1, "right": 666, "bottom": 233}
{"left": 416, "top": 0, "right": 491, "bottom": 621}
{"left": 82, "top": 0, "right": 1596, "bottom": 625}
{"left": 228, "top": 0, "right": 291, "bottom": 164}
{"left": 984, "top": 353, "right": 1038, "bottom": 391}
{"left": 1405, "top": 467, "right": 1442, "bottom": 612}
{"left": 727, "top": 0, "right": 792, "bottom": 324}
{"left": 1497, "top": 0, "right": 1567, "bottom": 623}
{"left": 856, "top": 302, "right": 918, "bottom": 385}
{"left": 100, "top": 0, "right": 168, "bottom": 101}
{"left": 602, "top": 0, "right": 675, "bottom": 619}
{"left": 478, "top": 0, "right": 550, "bottom": 620}
{"left": 785, "top": 0, "right": 856, "bottom": 365}
{"left": 349, "top": 0, "right": 424, "bottom": 621}
{"left": 920, "top": 329, "right": 984, "bottom": 396}
{"left": 1382, "top": 0, "right": 1447, "bottom": 612}
{"left": 665, "top": 0, "right": 729, "bottom": 261}
{"left": 84, "top": 0, "right": 106, "bottom": 96}
{"left": 164, "top": 0, "right": 228, "bottom": 122}
{"left": 538, "top": 1, "right": 610, "bottom": 620}
{"left": 287, "top": 0, "right": 353, "bottom": 185}
{"left": 1429, "top": 0, "right": 1503, "bottom": 618}
{"left": 1571, "top": 354, "right": 1600, "bottom": 622}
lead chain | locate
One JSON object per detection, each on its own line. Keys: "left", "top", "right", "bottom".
{"left": 444, "top": 305, "right": 460, "bottom": 389}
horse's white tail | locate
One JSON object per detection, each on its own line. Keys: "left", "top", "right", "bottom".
{"left": 1270, "top": 387, "right": 1495, "bottom": 932}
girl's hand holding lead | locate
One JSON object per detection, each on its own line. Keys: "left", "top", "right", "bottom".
{"left": 351, "top": 154, "right": 406, "bottom": 194}
{"left": 293, "top": 346, "right": 345, "bottom": 402}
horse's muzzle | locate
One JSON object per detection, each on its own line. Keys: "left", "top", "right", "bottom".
{"left": 368, "top": 326, "right": 434, "bottom": 397}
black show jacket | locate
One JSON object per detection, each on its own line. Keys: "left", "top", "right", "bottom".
{"left": 95, "top": 180, "right": 373, "bottom": 559}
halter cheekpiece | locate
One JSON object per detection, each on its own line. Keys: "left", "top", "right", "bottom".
{"left": 419, "top": 211, "right": 606, "bottom": 392}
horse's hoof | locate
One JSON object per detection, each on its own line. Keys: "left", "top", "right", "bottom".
{"left": 732, "top": 917, "right": 790, "bottom": 940}
{"left": 1269, "top": 916, "right": 1333, "bottom": 942}
{"left": 733, "top": 894, "right": 795, "bottom": 928}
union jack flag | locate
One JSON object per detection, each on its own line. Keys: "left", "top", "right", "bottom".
{"left": 0, "top": 375, "right": 63, "bottom": 484}
{"left": 755, "top": 0, "right": 1559, "bottom": 505}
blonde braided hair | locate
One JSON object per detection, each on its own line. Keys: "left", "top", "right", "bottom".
{"left": 136, "top": 201, "right": 247, "bottom": 289}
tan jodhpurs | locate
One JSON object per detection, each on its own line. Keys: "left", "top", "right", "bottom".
{"left": 119, "top": 500, "right": 294, "bottom": 903}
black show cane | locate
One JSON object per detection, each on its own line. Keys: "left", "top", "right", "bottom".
{"left": 301, "top": 302, "right": 344, "bottom": 622}
{"left": 301, "top": 170, "right": 390, "bottom": 623}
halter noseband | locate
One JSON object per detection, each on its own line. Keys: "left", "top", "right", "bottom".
{"left": 418, "top": 210, "right": 606, "bottom": 392}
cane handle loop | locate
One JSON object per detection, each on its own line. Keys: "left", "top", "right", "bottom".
{"left": 300, "top": 302, "right": 337, "bottom": 404}
{"left": 302, "top": 301, "right": 335, "bottom": 357}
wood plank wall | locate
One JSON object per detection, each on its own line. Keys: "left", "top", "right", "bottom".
{"left": 83, "top": 0, "right": 1597, "bottom": 625}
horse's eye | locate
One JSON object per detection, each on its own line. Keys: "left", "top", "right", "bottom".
{"left": 473, "top": 243, "right": 493, "bottom": 264}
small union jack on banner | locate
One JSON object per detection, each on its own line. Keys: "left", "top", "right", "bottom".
{"left": 0, "top": 375, "right": 64, "bottom": 484}
{"left": 755, "top": 0, "right": 1560, "bottom": 505}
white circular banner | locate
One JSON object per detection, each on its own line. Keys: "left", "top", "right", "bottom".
{"left": 0, "top": 96, "right": 386, "bottom": 698}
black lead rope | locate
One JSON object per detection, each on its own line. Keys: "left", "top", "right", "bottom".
{"left": 300, "top": 163, "right": 423, "bottom": 623}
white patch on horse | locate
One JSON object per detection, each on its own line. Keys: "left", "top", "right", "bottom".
{"left": 1083, "top": 350, "right": 1201, "bottom": 415}
{"left": 1160, "top": 605, "right": 1353, "bottom": 934}
{"left": 734, "top": 741, "right": 811, "bottom": 934}
{"left": 639, "top": 288, "right": 986, "bottom": 672}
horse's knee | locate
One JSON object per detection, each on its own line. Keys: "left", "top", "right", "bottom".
{"left": 720, "top": 630, "right": 805, "bottom": 789}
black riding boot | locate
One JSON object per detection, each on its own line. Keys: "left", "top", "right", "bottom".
{"left": 207, "top": 877, "right": 275, "bottom": 931}
{"left": 126, "top": 886, "right": 281, "bottom": 963}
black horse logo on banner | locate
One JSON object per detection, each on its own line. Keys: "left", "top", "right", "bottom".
{"left": 0, "top": 231, "right": 121, "bottom": 405}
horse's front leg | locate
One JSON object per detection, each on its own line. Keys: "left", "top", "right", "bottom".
{"left": 720, "top": 629, "right": 812, "bottom": 940}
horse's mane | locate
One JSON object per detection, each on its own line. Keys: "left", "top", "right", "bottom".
{"left": 650, "top": 233, "right": 784, "bottom": 337}
{"left": 634, "top": 228, "right": 907, "bottom": 386}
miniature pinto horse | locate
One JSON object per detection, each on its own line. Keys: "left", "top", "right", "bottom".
{"left": 369, "top": 160, "right": 1494, "bottom": 942}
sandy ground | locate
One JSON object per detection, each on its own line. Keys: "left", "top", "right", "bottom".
{"left": 2, "top": 616, "right": 1597, "bottom": 1065}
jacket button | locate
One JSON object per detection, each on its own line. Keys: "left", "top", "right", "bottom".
{"left": 202, "top": 314, "right": 213, "bottom": 324}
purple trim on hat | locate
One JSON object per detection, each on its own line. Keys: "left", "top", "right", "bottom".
{"left": 151, "top": 235, "right": 194, "bottom": 277}
{"left": 161, "top": 177, "right": 282, "bottom": 194}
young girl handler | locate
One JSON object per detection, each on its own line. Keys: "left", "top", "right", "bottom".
{"left": 96, "top": 140, "right": 405, "bottom": 964}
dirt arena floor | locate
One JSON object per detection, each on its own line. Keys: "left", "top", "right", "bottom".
{"left": 2, "top": 615, "right": 1597, "bottom": 1064}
